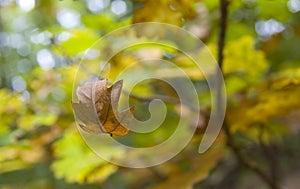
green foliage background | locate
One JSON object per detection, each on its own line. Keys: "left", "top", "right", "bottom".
{"left": 0, "top": 0, "right": 300, "bottom": 188}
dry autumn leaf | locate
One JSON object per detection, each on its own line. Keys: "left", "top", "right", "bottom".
{"left": 72, "top": 79, "right": 134, "bottom": 136}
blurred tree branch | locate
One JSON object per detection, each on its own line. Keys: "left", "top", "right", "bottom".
{"left": 217, "top": 0, "right": 280, "bottom": 189}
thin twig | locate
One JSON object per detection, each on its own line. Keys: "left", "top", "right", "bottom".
{"left": 124, "top": 91, "right": 180, "bottom": 104}
{"left": 122, "top": 89, "right": 200, "bottom": 112}
{"left": 217, "top": 0, "right": 280, "bottom": 188}
{"left": 106, "top": 79, "right": 180, "bottom": 104}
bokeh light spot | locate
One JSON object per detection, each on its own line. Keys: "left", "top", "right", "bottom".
{"left": 36, "top": 49, "right": 55, "bottom": 70}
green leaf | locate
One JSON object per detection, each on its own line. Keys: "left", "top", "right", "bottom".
{"left": 17, "top": 113, "right": 57, "bottom": 130}
{"left": 256, "top": 0, "right": 290, "bottom": 22}
{"left": 61, "top": 29, "right": 99, "bottom": 56}
{"left": 51, "top": 129, "right": 117, "bottom": 184}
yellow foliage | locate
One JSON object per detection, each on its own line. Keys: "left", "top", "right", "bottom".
{"left": 227, "top": 71, "right": 300, "bottom": 139}
{"left": 171, "top": 36, "right": 269, "bottom": 82}
{"left": 0, "top": 90, "right": 24, "bottom": 134}
{"left": 133, "top": 0, "right": 199, "bottom": 26}
{"left": 223, "top": 36, "right": 268, "bottom": 78}
{"left": 208, "top": 36, "right": 268, "bottom": 78}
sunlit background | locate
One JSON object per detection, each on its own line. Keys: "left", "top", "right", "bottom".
{"left": 1, "top": 0, "right": 300, "bottom": 188}
{"left": 1, "top": 0, "right": 300, "bottom": 93}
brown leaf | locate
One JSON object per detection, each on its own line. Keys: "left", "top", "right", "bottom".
{"left": 72, "top": 79, "right": 134, "bottom": 136}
